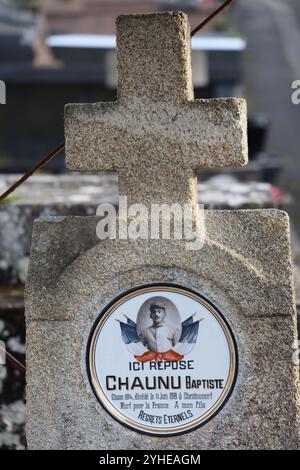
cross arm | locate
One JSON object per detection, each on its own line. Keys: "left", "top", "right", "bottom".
{"left": 65, "top": 101, "right": 123, "bottom": 172}
{"left": 65, "top": 97, "right": 248, "bottom": 173}
{"left": 186, "top": 97, "right": 248, "bottom": 169}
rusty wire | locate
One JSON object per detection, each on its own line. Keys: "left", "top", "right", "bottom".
{"left": 191, "top": 0, "right": 235, "bottom": 37}
{"left": 0, "top": 1, "right": 235, "bottom": 374}
{"left": 0, "top": 343, "right": 26, "bottom": 374}
{"left": 0, "top": 142, "right": 65, "bottom": 203}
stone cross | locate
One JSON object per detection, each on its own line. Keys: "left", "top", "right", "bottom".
{"left": 25, "top": 11, "right": 299, "bottom": 450}
{"left": 65, "top": 12, "right": 248, "bottom": 207}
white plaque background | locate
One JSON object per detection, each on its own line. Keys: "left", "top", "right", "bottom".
{"left": 88, "top": 285, "right": 237, "bottom": 435}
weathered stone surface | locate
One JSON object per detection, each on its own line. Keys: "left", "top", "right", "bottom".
{"left": 26, "top": 210, "right": 296, "bottom": 322}
{"left": 25, "top": 210, "right": 300, "bottom": 449}
{"left": 116, "top": 12, "right": 193, "bottom": 104}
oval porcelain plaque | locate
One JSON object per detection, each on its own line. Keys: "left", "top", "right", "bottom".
{"left": 88, "top": 284, "right": 237, "bottom": 436}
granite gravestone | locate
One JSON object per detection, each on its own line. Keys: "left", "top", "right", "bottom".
{"left": 25, "top": 12, "right": 299, "bottom": 449}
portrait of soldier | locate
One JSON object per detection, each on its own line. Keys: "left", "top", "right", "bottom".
{"left": 120, "top": 295, "right": 200, "bottom": 363}
{"left": 139, "top": 302, "right": 181, "bottom": 353}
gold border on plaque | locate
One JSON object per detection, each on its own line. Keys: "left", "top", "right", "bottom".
{"left": 88, "top": 285, "right": 237, "bottom": 436}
